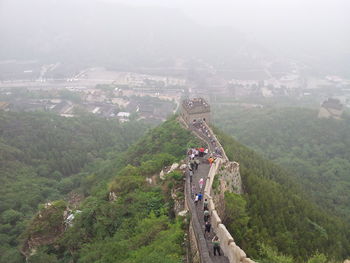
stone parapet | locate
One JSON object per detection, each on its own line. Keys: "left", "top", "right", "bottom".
{"left": 211, "top": 210, "right": 222, "bottom": 229}
{"left": 204, "top": 155, "right": 256, "bottom": 263}
{"left": 185, "top": 162, "right": 213, "bottom": 263}
{"left": 181, "top": 116, "right": 255, "bottom": 263}
{"left": 202, "top": 123, "right": 229, "bottom": 161}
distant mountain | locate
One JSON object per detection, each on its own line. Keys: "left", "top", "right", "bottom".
{"left": 0, "top": 0, "right": 267, "bottom": 72}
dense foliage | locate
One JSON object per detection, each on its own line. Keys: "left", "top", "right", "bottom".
{"left": 215, "top": 128, "right": 350, "bottom": 262}
{"left": 52, "top": 118, "right": 198, "bottom": 262}
{"left": 2, "top": 116, "right": 197, "bottom": 262}
{"left": 0, "top": 111, "right": 149, "bottom": 262}
{"left": 213, "top": 106, "right": 350, "bottom": 220}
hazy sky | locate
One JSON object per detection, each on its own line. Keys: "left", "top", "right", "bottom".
{"left": 102, "top": 0, "right": 350, "bottom": 52}
{"left": 1, "top": 0, "right": 349, "bottom": 52}
{"left": 0, "top": 0, "right": 349, "bottom": 72}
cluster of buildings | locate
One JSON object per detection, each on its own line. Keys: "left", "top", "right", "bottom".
{"left": 0, "top": 82, "right": 177, "bottom": 122}
{"left": 226, "top": 74, "right": 304, "bottom": 98}
{"left": 110, "top": 71, "right": 186, "bottom": 88}
{"left": 2, "top": 61, "right": 350, "bottom": 122}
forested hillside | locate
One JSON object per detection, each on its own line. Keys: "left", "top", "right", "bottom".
{"left": 51, "top": 119, "right": 199, "bottom": 263}
{"left": 0, "top": 112, "right": 150, "bottom": 262}
{"left": 3, "top": 110, "right": 350, "bottom": 263}
{"left": 214, "top": 106, "right": 350, "bottom": 221}
{"left": 1, "top": 116, "right": 199, "bottom": 262}
{"left": 215, "top": 128, "right": 350, "bottom": 262}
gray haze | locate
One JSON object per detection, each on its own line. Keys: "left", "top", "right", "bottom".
{"left": 0, "top": 0, "right": 349, "bottom": 76}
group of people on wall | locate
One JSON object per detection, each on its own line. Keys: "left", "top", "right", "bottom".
{"left": 192, "top": 119, "right": 223, "bottom": 158}
{"left": 187, "top": 146, "right": 222, "bottom": 257}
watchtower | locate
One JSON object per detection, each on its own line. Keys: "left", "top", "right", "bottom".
{"left": 181, "top": 98, "right": 210, "bottom": 125}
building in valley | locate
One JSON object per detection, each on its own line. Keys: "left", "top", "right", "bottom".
{"left": 318, "top": 98, "right": 344, "bottom": 120}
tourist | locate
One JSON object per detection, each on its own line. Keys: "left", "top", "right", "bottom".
{"left": 190, "top": 152, "right": 195, "bottom": 160}
{"left": 190, "top": 159, "right": 195, "bottom": 170}
{"left": 194, "top": 149, "right": 199, "bottom": 157}
{"left": 194, "top": 194, "right": 199, "bottom": 205}
{"left": 187, "top": 149, "right": 192, "bottom": 156}
{"left": 189, "top": 169, "right": 193, "bottom": 183}
{"left": 204, "top": 209, "right": 210, "bottom": 222}
{"left": 194, "top": 159, "right": 200, "bottom": 170}
{"left": 199, "top": 178, "right": 204, "bottom": 190}
{"left": 208, "top": 157, "right": 214, "bottom": 166}
{"left": 212, "top": 236, "right": 221, "bottom": 256}
{"left": 198, "top": 192, "right": 203, "bottom": 202}
{"left": 203, "top": 199, "right": 209, "bottom": 210}
{"left": 205, "top": 221, "right": 211, "bottom": 236}
{"left": 199, "top": 147, "right": 204, "bottom": 157}
{"left": 191, "top": 185, "right": 196, "bottom": 199}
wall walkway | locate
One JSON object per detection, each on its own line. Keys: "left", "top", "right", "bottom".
{"left": 181, "top": 117, "right": 256, "bottom": 263}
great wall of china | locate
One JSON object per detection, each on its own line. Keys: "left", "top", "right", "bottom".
{"left": 180, "top": 98, "right": 350, "bottom": 263}
{"left": 180, "top": 97, "right": 255, "bottom": 263}
{"left": 181, "top": 114, "right": 255, "bottom": 263}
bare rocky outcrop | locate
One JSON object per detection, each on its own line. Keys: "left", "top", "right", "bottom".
{"left": 160, "top": 169, "right": 165, "bottom": 180}
{"left": 21, "top": 201, "right": 67, "bottom": 259}
{"left": 168, "top": 162, "right": 180, "bottom": 173}
{"left": 211, "top": 160, "right": 243, "bottom": 218}
{"left": 158, "top": 160, "right": 187, "bottom": 215}
{"left": 109, "top": 191, "right": 117, "bottom": 201}
{"left": 220, "top": 161, "right": 243, "bottom": 194}
{"left": 66, "top": 192, "right": 84, "bottom": 209}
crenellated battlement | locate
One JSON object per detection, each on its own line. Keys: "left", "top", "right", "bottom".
{"left": 181, "top": 98, "right": 211, "bottom": 125}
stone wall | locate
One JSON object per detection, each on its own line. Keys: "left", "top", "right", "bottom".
{"left": 189, "top": 222, "right": 201, "bottom": 263}
{"left": 181, "top": 110, "right": 211, "bottom": 126}
{"left": 204, "top": 158, "right": 256, "bottom": 263}
{"left": 180, "top": 116, "right": 254, "bottom": 263}
{"left": 185, "top": 161, "right": 213, "bottom": 263}
{"left": 211, "top": 161, "right": 243, "bottom": 217}
{"left": 200, "top": 121, "right": 255, "bottom": 263}
{"left": 220, "top": 162, "right": 243, "bottom": 195}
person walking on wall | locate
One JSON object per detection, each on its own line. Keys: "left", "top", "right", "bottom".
{"left": 198, "top": 192, "right": 203, "bottom": 202}
{"left": 191, "top": 185, "right": 196, "bottom": 199}
{"left": 199, "top": 177, "right": 204, "bottom": 190}
{"left": 203, "top": 199, "right": 209, "bottom": 210}
{"left": 190, "top": 159, "right": 195, "bottom": 170}
{"left": 204, "top": 221, "right": 211, "bottom": 236}
{"left": 204, "top": 209, "right": 210, "bottom": 222}
{"left": 194, "top": 159, "right": 200, "bottom": 170}
{"left": 189, "top": 169, "right": 193, "bottom": 183}
{"left": 194, "top": 194, "right": 199, "bottom": 205}
{"left": 212, "top": 236, "right": 221, "bottom": 256}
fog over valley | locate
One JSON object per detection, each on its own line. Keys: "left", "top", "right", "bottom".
{"left": 1, "top": 1, "right": 350, "bottom": 263}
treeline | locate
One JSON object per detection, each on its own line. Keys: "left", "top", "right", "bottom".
{"left": 214, "top": 127, "right": 350, "bottom": 262}
{"left": 0, "top": 111, "right": 150, "bottom": 262}
{"left": 213, "top": 106, "right": 350, "bottom": 220}
{"left": 19, "top": 118, "right": 199, "bottom": 262}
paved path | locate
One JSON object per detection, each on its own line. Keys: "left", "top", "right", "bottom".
{"left": 187, "top": 124, "right": 229, "bottom": 263}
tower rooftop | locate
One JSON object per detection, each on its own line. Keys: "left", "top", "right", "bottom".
{"left": 182, "top": 98, "right": 210, "bottom": 114}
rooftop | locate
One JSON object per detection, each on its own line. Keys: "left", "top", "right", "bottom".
{"left": 321, "top": 98, "right": 343, "bottom": 111}
{"left": 182, "top": 98, "right": 210, "bottom": 114}
{"left": 117, "top": 112, "right": 130, "bottom": 118}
